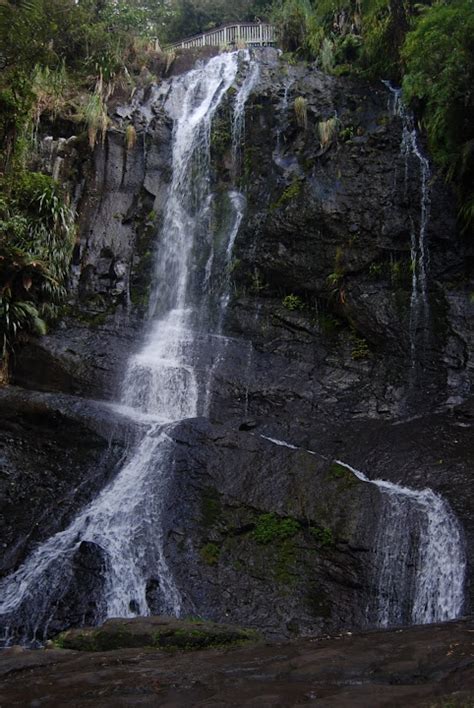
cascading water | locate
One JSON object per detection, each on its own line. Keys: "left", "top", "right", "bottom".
{"left": 259, "top": 435, "right": 465, "bottom": 627}
{"left": 231, "top": 60, "right": 260, "bottom": 178}
{"left": 336, "top": 460, "right": 466, "bottom": 626}
{"left": 273, "top": 77, "right": 293, "bottom": 170}
{"left": 383, "top": 82, "right": 431, "bottom": 372}
{"left": 0, "top": 51, "right": 258, "bottom": 647}
{"left": 203, "top": 59, "right": 259, "bottom": 411}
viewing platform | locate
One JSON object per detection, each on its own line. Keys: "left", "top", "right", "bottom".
{"left": 165, "top": 22, "right": 276, "bottom": 50}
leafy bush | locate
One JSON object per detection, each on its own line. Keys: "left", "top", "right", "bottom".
{"left": 0, "top": 175, "right": 75, "bottom": 356}
{"left": 31, "top": 63, "right": 68, "bottom": 128}
{"left": 402, "top": 0, "right": 474, "bottom": 233}
{"left": 310, "top": 526, "right": 334, "bottom": 547}
{"left": 272, "top": 0, "right": 312, "bottom": 53}
{"left": 282, "top": 293, "right": 304, "bottom": 311}
{"left": 253, "top": 513, "right": 300, "bottom": 544}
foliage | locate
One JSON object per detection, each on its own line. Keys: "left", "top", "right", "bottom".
{"left": 402, "top": 0, "right": 474, "bottom": 234}
{"left": 270, "top": 0, "right": 474, "bottom": 231}
{"left": 350, "top": 332, "right": 370, "bottom": 360}
{"left": 339, "top": 125, "right": 354, "bottom": 142}
{"left": 282, "top": 293, "right": 304, "bottom": 311}
{"left": 200, "top": 542, "right": 220, "bottom": 565}
{"left": 0, "top": 0, "right": 171, "bottom": 169}
{"left": 0, "top": 175, "right": 75, "bottom": 354}
{"left": 83, "top": 84, "right": 109, "bottom": 149}
{"left": 294, "top": 96, "right": 308, "bottom": 129}
{"left": 253, "top": 513, "right": 300, "bottom": 544}
{"left": 318, "top": 116, "right": 339, "bottom": 149}
{"left": 320, "top": 36, "right": 335, "bottom": 73}
{"left": 166, "top": 0, "right": 270, "bottom": 43}
{"left": 272, "top": 0, "right": 312, "bottom": 53}
{"left": 31, "top": 63, "right": 68, "bottom": 128}
{"left": 272, "top": 178, "right": 303, "bottom": 209}
{"left": 309, "top": 526, "right": 334, "bottom": 547}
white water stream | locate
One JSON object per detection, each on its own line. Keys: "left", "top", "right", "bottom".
{"left": 0, "top": 51, "right": 258, "bottom": 646}
{"left": 0, "top": 58, "right": 466, "bottom": 645}
{"left": 383, "top": 82, "right": 431, "bottom": 370}
{"left": 261, "top": 436, "right": 465, "bottom": 626}
{"left": 336, "top": 460, "right": 466, "bottom": 626}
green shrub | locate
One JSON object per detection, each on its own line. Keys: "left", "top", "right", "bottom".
{"left": 402, "top": 0, "right": 474, "bottom": 234}
{"left": 272, "top": 0, "right": 312, "bottom": 54}
{"left": 282, "top": 293, "right": 304, "bottom": 311}
{"left": 310, "top": 526, "right": 334, "bottom": 548}
{"left": 350, "top": 333, "right": 370, "bottom": 360}
{"left": 320, "top": 37, "right": 335, "bottom": 73}
{"left": 339, "top": 125, "right": 354, "bottom": 142}
{"left": 253, "top": 513, "right": 300, "bottom": 544}
{"left": 0, "top": 174, "right": 75, "bottom": 357}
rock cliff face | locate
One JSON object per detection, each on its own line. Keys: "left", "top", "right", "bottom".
{"left": 2, "top": 48, "right": 473, "bottom": 639}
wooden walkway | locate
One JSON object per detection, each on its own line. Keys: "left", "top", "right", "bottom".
{"left": 166, "top": 23, "right": 276, "bottom": 50}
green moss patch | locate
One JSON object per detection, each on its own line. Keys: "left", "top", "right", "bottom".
{"left": 200, "top": 542, "right": 220, "bottom": 565}
{"left": 53, "top": 617, "right": 260, "bottom": 652}
{"left": 252, "top": 513, "right": 300, "bottom": 544}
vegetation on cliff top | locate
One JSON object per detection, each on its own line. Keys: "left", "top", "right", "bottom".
{"left": 0, "top": 0, "right": 172, "bottom": 364}
{"left": 271, "top": 0, "right": 474, "bottom": 236}
{"left": 0, "top": 0, "right": 472, "bottom": 366}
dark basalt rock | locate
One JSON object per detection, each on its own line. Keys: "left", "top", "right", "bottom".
{"left": 17, "top": 50, "right": 473, "bottom": 415}
{"left": 158, "top": 418, "right": 382, "bottom": 638}
{"left": 0, "top": 619, "right": 473, "bottom": 706}
{"left": 0, "top": 387, "right": 140, "bottom": 579}
{"left": 46, "top": 542, "right": 108, "bottom": 637}
{"left": 2, "top": 50, "right": 474, "bottom": 637}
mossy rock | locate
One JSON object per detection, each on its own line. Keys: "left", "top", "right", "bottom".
{"left": 53, "top": 616, "right": 260, "bottom": 652}
{"left": 327, "top": 461, "right": 358, "bottom": 488}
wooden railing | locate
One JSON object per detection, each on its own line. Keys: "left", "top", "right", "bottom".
{"left": 165, "top": 23, "right": 276, "bottom": 50}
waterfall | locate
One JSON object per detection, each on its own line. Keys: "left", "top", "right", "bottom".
{"left": 336, "top": 461, "right": 466, "bottom": 626}
{"left": 231, "top": 59, "right": 259, "bottom": 177}
{"left": 204, "top": 56, "right": 259, "bottom": 411}
{"left": 0, "top": 51, "right": 258, "bottom": 647}
{"left": 383, "top": 82, "right": 431, "bottom": 371}
{"left": 258, "top": 436, "right": 465, "bottom": 627}
{"left": 273, "top": 78, "right": 293, "bottom": 169}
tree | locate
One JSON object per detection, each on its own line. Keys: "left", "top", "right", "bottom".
{"left": 402, "top": 0, "right": 474, "bottom": 232}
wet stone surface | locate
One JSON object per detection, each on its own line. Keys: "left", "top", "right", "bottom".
{"left": 0, "top": 617, "right": 473, "bottom": 707}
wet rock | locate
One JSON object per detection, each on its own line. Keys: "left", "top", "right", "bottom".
{"left": 46, "top": 542, "right": 108, "bottom": 636}
{"left": 158, "top": 418, "right": 382, "bottom": 638}
{"left": 0, "top": 387, "right": 140, "bottom": 578}
{"left": 0, "top": 619, "right": 473, "bottom": 707}
{"left": 3, "top": 51, "right": 474, "bottom": 639}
